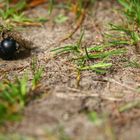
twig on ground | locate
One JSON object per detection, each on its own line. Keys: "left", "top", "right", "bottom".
{"left": 55, "top": 92, "right": 123, "bottom": 101}
{"left": 54, "top": 86, "right": 123, "bottom": 102}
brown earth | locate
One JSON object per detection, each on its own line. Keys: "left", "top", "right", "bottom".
{"left": 0, "top": 0, "right": 140, "bottom": 140}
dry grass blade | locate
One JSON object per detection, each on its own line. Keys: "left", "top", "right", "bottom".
{"left": 60, "top": 9, "right": 86, "bottom": 42}
{"left": 119, "top": 101, "right": 140, "bottom": 112}
{"left": 13, "top": 21, "right": 43, "bottom": 27}
{"left": 27, "top": 0, "right": 47, "bottom": 8}
{"left": 104, "top": 78, "right": 139, "bottom": 92}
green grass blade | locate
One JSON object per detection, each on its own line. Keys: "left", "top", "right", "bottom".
{"left": 79, "top": 62, "right": 112, "bottom": 71}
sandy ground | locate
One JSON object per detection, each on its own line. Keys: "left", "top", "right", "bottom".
{"left": 0, "top": 0, "right": 140, "bottom": 140}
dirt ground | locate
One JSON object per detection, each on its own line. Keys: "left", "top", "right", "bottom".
{"left": 0, "top": 0, "right": 140, "bottom": 140}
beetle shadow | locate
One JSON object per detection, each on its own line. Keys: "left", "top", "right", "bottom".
{"left": 13, "top": 39, "right": 38, "bottom": 60}
{"left": 14, "top": 49, "right": 31, "bottom": 60}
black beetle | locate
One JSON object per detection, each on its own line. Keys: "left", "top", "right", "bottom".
{"left": 0, "top": 37, "right": 19, "bottom": 60}
{"left": 0, "top": 27, "right": 33, "bottom": 60}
